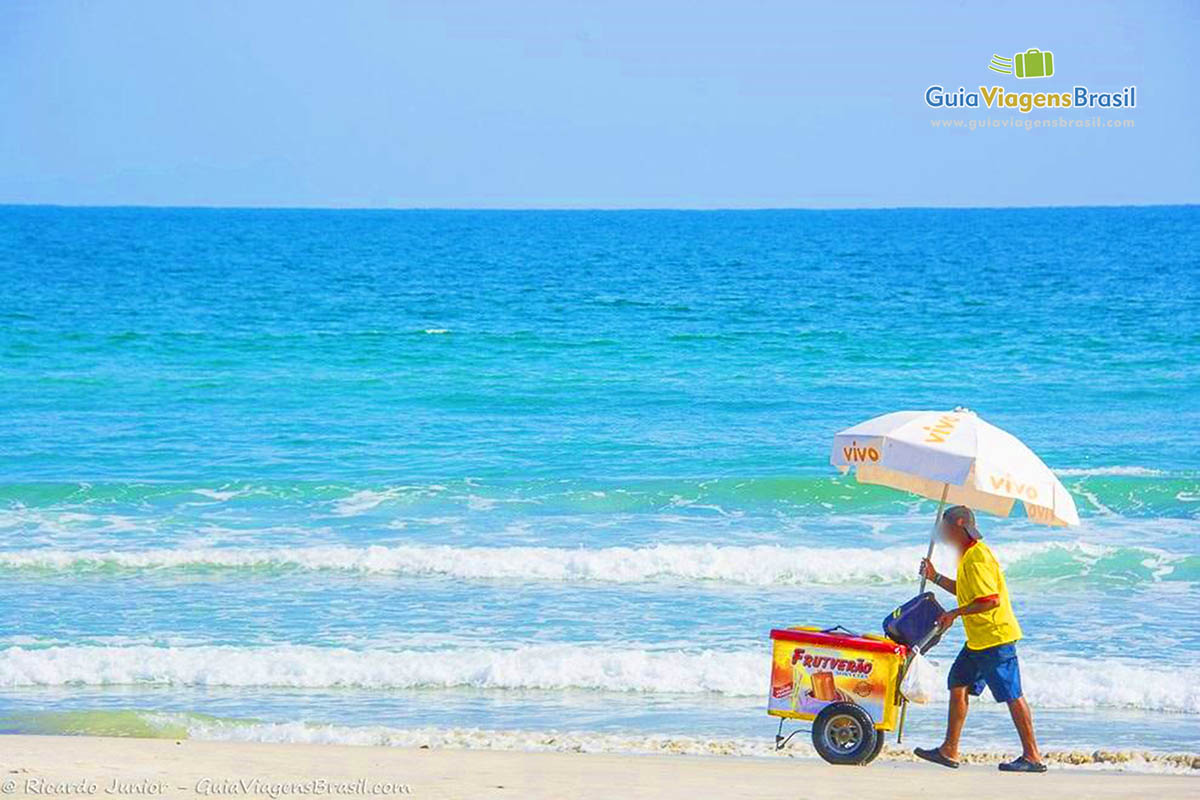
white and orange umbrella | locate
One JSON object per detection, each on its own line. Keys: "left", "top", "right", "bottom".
{"left": 832, "top": 408, "right": 1078, "bottom": 526}
{"left": 831, "top": 408, "right": 1079, "bottom": 590}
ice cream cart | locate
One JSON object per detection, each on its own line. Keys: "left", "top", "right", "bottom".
{"left": 767, "top": 626, "right": 908, "bottom": 765}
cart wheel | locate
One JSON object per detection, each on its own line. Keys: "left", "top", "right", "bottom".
{"left": 811, "top": 702, "right": 879, "bottom": 766}
{"left": 862, "top": 728, "right": 887, "bottom": 765}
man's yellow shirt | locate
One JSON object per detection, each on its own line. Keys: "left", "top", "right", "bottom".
{"left": 956, "top": 540, "right": 1022, "bottom": 650}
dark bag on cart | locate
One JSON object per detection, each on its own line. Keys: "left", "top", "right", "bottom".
{"left": 883, "top": 592, "right": 945, "bottom": 652}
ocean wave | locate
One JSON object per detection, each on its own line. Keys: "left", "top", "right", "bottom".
{"left": 0, "top": 541, "right": 1193, "bottom": 586}
{"left": 0, "top": 644, "right": 759, "bottom": 695}
{"left": 2, "top": 711, "right": 1195, "bottom": 772}
{"left": 0, "top": 473, "right": 1195, "bottom": 519}
{"left": 1055, "top": 467, "right": 1167, "bottom": 477}
{"left": 0, "top": 644, "right": 1196, "bottom": 714}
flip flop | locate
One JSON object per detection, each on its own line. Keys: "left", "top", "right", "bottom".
{"left": 913, "top": 747, "right": 959, "bottom": 769}
{"left": 999, "top": 756, "right": 1048, "bottom": 773}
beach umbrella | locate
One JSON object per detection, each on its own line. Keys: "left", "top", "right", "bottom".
{"left": 830, "top": 408, "right": 1079, "bottom": 592}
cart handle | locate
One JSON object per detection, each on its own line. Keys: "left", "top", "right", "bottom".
{"left": 820, "top": 625, "right": 860, "bottom": 637}
{"left": 911, "top": 618, "right": 949, "bottom": 656}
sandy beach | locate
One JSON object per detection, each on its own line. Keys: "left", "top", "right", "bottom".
{"left": 0, "top": 736, "right": 1193, "bottom": 800}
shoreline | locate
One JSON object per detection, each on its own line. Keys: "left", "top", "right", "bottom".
{"left": 3, "top": 714, "right": 1195, "bottom": 774}
{"left": 169, "top": 726, "right": 1200, "bottom": 775}
{"left": 0, "top": 735, "right": 1195, "bottom": 800}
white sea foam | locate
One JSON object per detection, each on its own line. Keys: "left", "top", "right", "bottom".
{"left": 0, "top": 644, "right": 1196, "bottom": 714}
{"left": 191, "top": 488, "right": 244, "bottom": 501}
{"left": 0, "top": 509, "right": 148, "bottom": 536}
{"left": 177, "top": 721, "right": 1199, "bottom": 772}
{"left": 0, "top": 540, "right": 1184, "bottom": 586}
{"left": 187, "top": 719, "right": 780, "bottom": 755}
{"left": 331, "top": 489, "right": 406, "bottom": 516}
{"left": 1055, "top": 466, "right": 1167, "bottom": 477}
{"left": 330, "top": 486, "right": 448, "bottom": 516}
{"left": 7, "top": 710, "right": 1194, "bottom": 772}
{"left": 0, "top": 644, "right": 759, "bottom": 695}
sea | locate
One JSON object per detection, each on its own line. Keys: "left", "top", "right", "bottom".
{"left": 0, "top": 206, "right": 1197, "bottom": 767}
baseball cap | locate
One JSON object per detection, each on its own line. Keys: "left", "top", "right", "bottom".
{"left": 941, "top": 505, "right": 981, "bottom": 540}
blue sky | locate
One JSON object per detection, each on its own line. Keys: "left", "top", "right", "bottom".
{"left": 2, "top": 0, "right": 1196, "bottom": 208}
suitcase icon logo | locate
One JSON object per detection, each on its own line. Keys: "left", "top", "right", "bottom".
{"left": 989, "top": 49, "right": 1054, "bottom": 79}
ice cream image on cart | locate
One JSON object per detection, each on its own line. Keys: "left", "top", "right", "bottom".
{"left": 766, "top": 409, "right": 1079, "bottom": 765}
{"left": 785, "top": 639, "right": 857, "bottom": 714}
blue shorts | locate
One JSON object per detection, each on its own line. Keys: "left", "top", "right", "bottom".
{"left": 947, "top": 642, "right": 1022, "bottom": 703}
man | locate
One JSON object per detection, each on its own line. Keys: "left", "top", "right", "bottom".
{"left": 913, "top": 505, "right": 1047, "bottom": 773}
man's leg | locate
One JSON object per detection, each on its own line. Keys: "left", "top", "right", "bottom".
{"left": 939, "top": 685, "right": 969, "bottom": 760}
{"left": 1006, "top": 696, "right": 1042, "bottom": 763}
{"left": 917, "top": 647, "right": 978, "bottom": 767}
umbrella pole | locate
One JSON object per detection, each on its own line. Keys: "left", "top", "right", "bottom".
{"left": 918, "top": 483, "right": 950, "bottom": 594}
{"left": 898, "top": 482, "right": 949, "bottom": 744}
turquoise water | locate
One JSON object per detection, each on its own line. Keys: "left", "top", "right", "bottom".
{"left": 0, "top": 206, "right": 1197, "bottom": 757}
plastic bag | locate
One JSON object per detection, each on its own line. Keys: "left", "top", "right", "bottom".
{"left": 900, "top": 651, "right": 938, "bottom": 704}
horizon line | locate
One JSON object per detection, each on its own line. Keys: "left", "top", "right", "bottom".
{"left": 0, "top": 201, "right": 1197, "bottom": 213}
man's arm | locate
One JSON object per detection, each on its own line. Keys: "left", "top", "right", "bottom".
{"left": 919, "top": 559, "right": 956, "bottom": 594}
{"left": 937, "top": 595, "right": 1000, "bottom": 631}
{"left": 938, "top": 557, "right": 1005, "bottom": 630}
